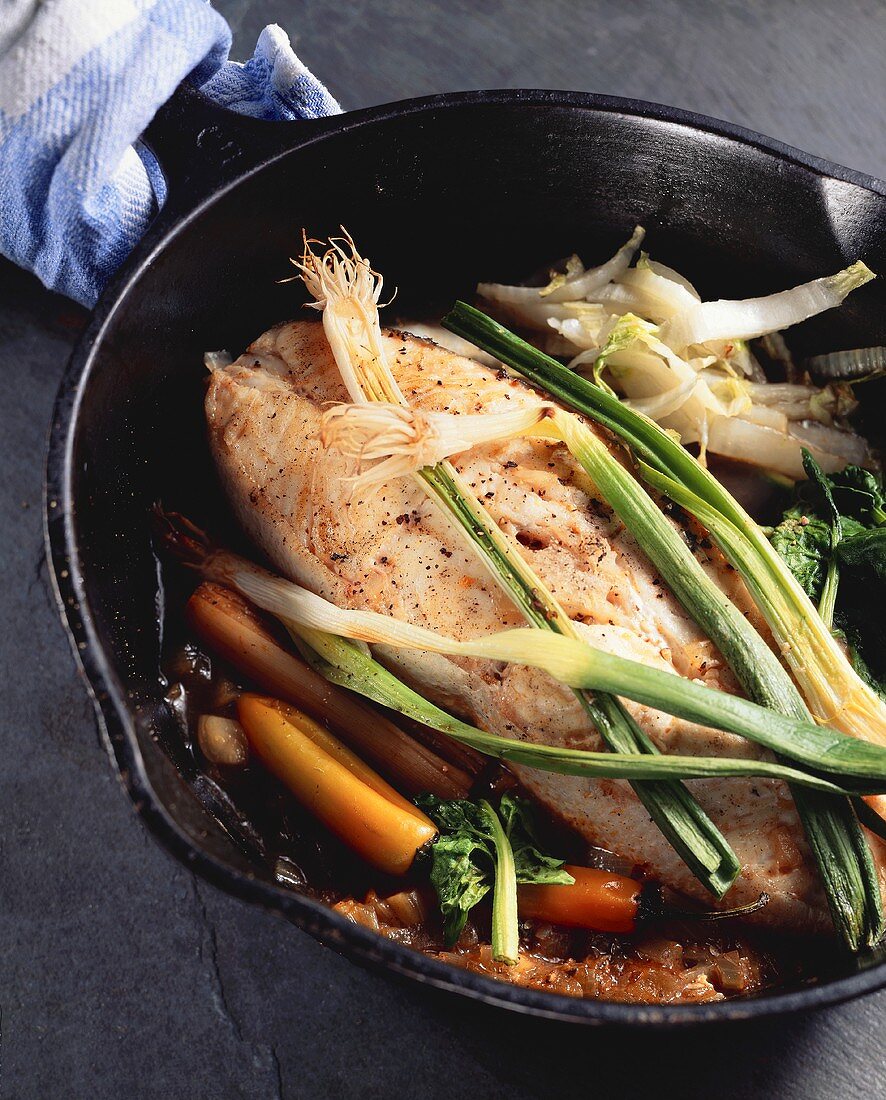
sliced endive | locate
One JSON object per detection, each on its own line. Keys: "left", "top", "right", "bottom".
{"left": 661, "top": 261, "right": 875, "bottom": 353}
{"left": 477, "top": 225, "right": 644, "bottom": 310}
{"left": 478, "top": 245, "right": 873, "bottom": 477}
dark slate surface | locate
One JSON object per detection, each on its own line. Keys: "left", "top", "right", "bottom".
{"left": 2, "top": 1, "right": 886, "bottom": 1096}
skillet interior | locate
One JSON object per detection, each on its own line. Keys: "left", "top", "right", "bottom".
{"left": 46, "top": 91, "right": 886, "bottom": 1024}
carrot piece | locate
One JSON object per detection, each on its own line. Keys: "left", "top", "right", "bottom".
{"left": 517, "top": 865, "right": 641, "bottom": 933}
{"left": 187, "top": 582, "right": 475, "bottom": 798}
{"left": 247, "top": 696, "right": 427, "bottom": 820}
{"left": 237, "top": 694, "right": 437, "bottom": 875}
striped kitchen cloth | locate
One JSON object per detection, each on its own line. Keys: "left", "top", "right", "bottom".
{"left": 0, "top": 0, "right": 340, "bottom": 306}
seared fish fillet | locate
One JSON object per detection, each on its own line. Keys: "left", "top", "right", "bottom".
{"left": 206, "top": 319, "right": 875, "bottom": 932}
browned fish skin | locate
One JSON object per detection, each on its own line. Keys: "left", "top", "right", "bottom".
{"left": 207, "top": 319, "right": 853, "bottom": 932}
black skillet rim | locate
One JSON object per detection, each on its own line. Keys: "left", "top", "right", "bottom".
{"left": 44, "top": 88, "right": 886, "bottom": 1027}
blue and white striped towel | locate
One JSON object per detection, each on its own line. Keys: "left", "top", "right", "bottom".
{"left": 0, "top": 0, "right": 340, "bottom": 306}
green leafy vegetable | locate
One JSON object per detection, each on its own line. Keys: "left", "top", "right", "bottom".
{"left": 416, "top": 796, "right": 497, "bottom": 948}
{"left": 499, "top": 793, "right": 576, "bottom": 886}
{"left": 770, "top": 453, "right": 886, "bottom": 697}
{"left": 482, "top": 798, "right": 520, "bottom": 964}
{"left": 803, "top": 451, "right": 841, "bottom": 528}
{"left": 768, "top": 510, "right": 832, "bottom": 603}
{"left": 416, "top": 794, "right": 573, "bottom": 958}
{"left": 819, "top": 465, "right": 886, "bottom": 526}
{"left": 802, "top": 451, "right": 843, "bottom": 627}
{"left": 838, "top": 528, "right": 886, "bottom": 581}
{"left": 770, "top": 460, "right": 884, "bottom": 606}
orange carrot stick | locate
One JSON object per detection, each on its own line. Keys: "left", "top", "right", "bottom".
{"left": 237, "top": 694, "right": 437, "bottom": 875}
{"left": 517, "top": 865, "right": 641, "bottom": 933}
{"left": 246, "top": 696, "right": 427, "bottom": 820}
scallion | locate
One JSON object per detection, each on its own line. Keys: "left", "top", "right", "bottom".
{"left": 480, "top": 799, "right": 520, "bottom": 964}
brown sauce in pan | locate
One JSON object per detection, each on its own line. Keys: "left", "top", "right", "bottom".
{"left": 334, "top": 891, "right": 773, "bottom": 1003}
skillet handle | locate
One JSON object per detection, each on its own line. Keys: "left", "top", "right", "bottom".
{"left": 141, "top": 81, "right": 339, "bottom": 222}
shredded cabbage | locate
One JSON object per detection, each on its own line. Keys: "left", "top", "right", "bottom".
{"left": 539, "top": 226, "right": 645, "bottom": 301}
{"left": 476, "top": 235, "right": 875, "bottom": 479}
{"left": 662, "top": 262, "right": 875, "bottom": 352}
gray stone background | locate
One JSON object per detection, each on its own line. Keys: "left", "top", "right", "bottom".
{"left": 2, "top": 1, "right": 886, "bottom": 1096}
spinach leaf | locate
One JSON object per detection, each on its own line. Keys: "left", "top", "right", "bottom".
{"left": 498, "top": 793, "right": 575, "bottom": 887}
{"left": 827, "top": 466, "right": 886, "bottom": 525}
{"left": 802, "top": 451, "right": 842, "bottom": 626}
{"left": 769, "top": 510, "right": 831, "bottom": 601}
{"left": 837, "top": 528, "right": 886, "bottom": 582}
{"left": 802, "top": 450, "right": 842, "bottom": 533}
{"left": 416, "top": 794, "right": 572, "bottom": 948}
{"left": 793, "top": 461, "right": 885, "bottom": 523}
{"left": 415, "top": 795, "right": 496, "bottom": 946}
{"left": 769, "top": 452, "right": 886, "bottom": 694}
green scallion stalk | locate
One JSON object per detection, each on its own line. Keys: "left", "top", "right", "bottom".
{"left": 442, "top": 301, "right": 885, "bottom": 950}
{"left": 291, "top": 625, "right": 886, "bottom": 797}
{"left": 553, "top": 411, "right": 805, "bottom": 716}
{"left": 412, "top": 463, "right": 742, "bottom": 896}
{"left": 481, "top": 799, "right": 520, "bottom": 964}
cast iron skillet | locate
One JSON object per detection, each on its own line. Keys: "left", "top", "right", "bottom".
{"left": 45, "top": 85, "right": 886, "bottom": 1025}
